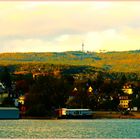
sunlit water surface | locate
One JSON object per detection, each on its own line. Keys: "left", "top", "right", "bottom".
{"left": 0, "top": 119, "right": 140, "bottom": 138}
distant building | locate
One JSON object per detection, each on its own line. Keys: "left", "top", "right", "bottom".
{"left": 0, "top": 82, "right": 5, "bottom": 93}
{"left": 33, "top": 72, "right": 48, "bottom": 79}
{"left": 119, "top": 96, "right": 130, "bottom": 109}
{"left": 88, "top": 86, "right": 93, "bottom": 94}
{"left": 0, "top": 107, "right": 19, "bottom": 119}
{"left": 122, "top": 84, "right": 133, "bottom": 95}
{"left": 14, "top": 71, "right": 30, "bottom": 75}
{"left": 33, "top": 70, "right": 61, "bottom": 79}
{"left": 18, "top": 95, "right": 25, "bottom": 105}
{"left": 69, "top": 87, "right": 78, "bottom": 98}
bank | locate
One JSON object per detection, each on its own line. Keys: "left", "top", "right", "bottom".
{"left": 20, "top": 111, "right": 140, "bottom": 119}
{"left": 93, "top": 111, "right": 140, "bottom": 119}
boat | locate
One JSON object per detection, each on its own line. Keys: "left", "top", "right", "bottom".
{"left": 55, "top": 108, "right": 93, "bottom": 119}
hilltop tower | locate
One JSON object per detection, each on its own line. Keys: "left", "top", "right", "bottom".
{"left": 81, "top": 42, "right": 85, "bottom": 60}
{"left": 82, "top": 42, "right": 84, "bottom": 52}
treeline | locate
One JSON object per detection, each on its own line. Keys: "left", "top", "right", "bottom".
{"left": 0, "top": 63, "right": 140, "bottom": 83}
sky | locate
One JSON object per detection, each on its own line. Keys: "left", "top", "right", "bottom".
{"left": 0, "top": 1, "right": 140, "bottom": 53}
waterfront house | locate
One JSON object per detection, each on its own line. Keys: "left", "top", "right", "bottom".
{"left": 119, "top": 96, "right": 130, "bottom": 109}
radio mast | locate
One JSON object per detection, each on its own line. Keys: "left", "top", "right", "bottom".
{"left": 82, "top": 42, "right": 84, "bottom": 52}
{"left": 81, "top": 42, "right": 85, "bottom": 60}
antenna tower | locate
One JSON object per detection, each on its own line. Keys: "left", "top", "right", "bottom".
{"left": 82, "top": 42, "right": 84, "bottom": 52}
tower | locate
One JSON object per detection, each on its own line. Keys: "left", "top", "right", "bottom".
{"left": 81, "top": 42, "right": 85, "bottom": 60}
{"left": 82, "top": 42, "right": 84, "bottom": 52}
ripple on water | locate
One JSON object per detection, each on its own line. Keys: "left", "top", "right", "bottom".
{"left": 0, "top": 119, "right": 140, "bottom": 138}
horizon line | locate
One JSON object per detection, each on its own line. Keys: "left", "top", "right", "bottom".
{"left": 0, "top": 49, "right": 139, "bottom": 54}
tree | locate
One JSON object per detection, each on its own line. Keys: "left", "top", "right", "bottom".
{"left": 1, "top": 67, "right": 12, "bottom": 98}
{"left": 25, "top": 75, "right": 70, "bottom": 116}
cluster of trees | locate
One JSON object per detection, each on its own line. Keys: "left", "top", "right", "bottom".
{"left": 25, "top": 76, "right": 72, "bottom": 116}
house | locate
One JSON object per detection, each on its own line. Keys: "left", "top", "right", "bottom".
{"left": 0, "top": 82, "right": 6, "bottom": 104}
{"left": 33, "top": 70, "right": 61, "bottom": 79}
{"left": 122, "top": 84, "right": 133, "bottom": 94}
{"left": 18, "top": 95, "right": 25, "bottom": 105}
{"left": 88, "top": 86, "right": 93, "bottom": 93}
{"left": 67, "top": 87, "right": 78, "bottom": 101}
{"left": 119, "top": 96, "right": 130, "bottom": 109}
{"left": 32, "top": 72, "right": 48, "bottom": 79}
{"left": 0, "top": 82, "right": 6, "bottom": 93}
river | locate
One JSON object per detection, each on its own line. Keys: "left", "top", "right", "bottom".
{"left": 0, "top": 119, "right": 140, "bottom": 138}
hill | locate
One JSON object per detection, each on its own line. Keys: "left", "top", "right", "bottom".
{"left": 0, "top": 50, "right": 140, "bottom": 73}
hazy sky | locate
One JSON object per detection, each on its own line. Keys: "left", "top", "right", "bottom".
{"left": 0, "top": 1, "right": 140, "bottom": 53}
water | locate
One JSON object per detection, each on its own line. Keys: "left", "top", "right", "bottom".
{"left": 0, "top": 119, "right": 140, "bottom": 138}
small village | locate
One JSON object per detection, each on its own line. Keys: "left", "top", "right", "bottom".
{"left": 0, "top": 66, "right": 140, "bottom": 119}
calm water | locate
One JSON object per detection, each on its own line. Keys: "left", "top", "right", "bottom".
{"left": 0, "top": 119, "right": 140, "bottom": 138}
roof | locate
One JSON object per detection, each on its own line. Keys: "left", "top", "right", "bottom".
{"left": 14, "top": 71, "right": 30, "bottom": 75}
{"left": 119, "top": 96, "right": 129, "bottom": 100}
{"left": 64, "top": 108, "right": 91, "bottom": 111}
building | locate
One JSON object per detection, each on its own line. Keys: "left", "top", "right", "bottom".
{"left": 0, "top": 107, "right": 19, "bottom": 119}
{"left": 32, "top": 72, "right": 48, "bottom": 79}
{"left": 119, "top": 96, "right": 130, "bottom": 109}
{"left": 33, "top": 70, "right": 61, "bottom": 79}
{"left": 0, "top": 82, "right": 5, "bottom": 93}
{"left": 122, "top": 84, "right": 133, "bottom": 95}
{"left": 55, "top": 108, "right": 93, "bottom": 118}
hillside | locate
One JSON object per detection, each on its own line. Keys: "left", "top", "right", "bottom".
{"left": 0, "top": 50, "right": 140, "bottom": 73}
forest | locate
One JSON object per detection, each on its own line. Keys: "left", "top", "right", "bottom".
{"left": 0, "top": 50, "right": 140, "bottom": 73}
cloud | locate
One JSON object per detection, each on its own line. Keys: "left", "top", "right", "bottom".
{"left": 0, "top": 1, "right": 140, "bottom": 52}
{"left": 1, "top": 1, "right": 140, "bottom": 36}
{"left": 1, "top": 28, "right": 140, "bottom": 53}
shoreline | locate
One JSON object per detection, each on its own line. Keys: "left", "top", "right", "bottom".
{"left": 21, "top": 111, "right": 140, "bottom": 119}
{"left": 93, "top": 111, "right": 140, "bottom": 119}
